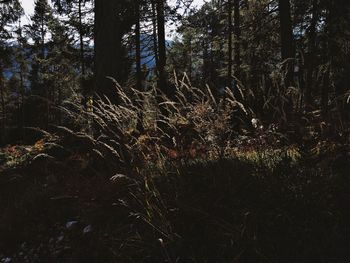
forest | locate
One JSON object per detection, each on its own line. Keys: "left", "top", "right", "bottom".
{"left": 0, "top": 0, "right": 350, "bottom": 262}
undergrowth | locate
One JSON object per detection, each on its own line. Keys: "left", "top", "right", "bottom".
{"left": 1, "top": 75, "right": 350, "bottom": 262}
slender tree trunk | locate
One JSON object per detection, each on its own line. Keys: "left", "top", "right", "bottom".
{"left": 228, "top": 0, "right": 233, "bottom": 90}
{"left": 321, "top": 0, "right": 335, "bottom": 117}
{"left": 135, "top": 0, "right": 144, "bottom": 132}
{"left": 40, "top": 16, "right": 49, "bottom": 128}
{"left": 202, "top": 38, "right": 209, "bottom": 87}
{"left": 155, "top": 0, "right": 170, "bottom": 131}
{"left": 278, "top": 0, "right": 294, "bottom": 87}
{"left": 135, "top": 0, "right": 142, "bottom": 92}
{"left": 234, "top": 0, "right": 241, "bottom": 77}
{"left": 17, "top": 20, "right": 25, "bottom": 139}
{"left": 78, "top": 0, "right": 85, "bottom": 76}
{"left": 19, "top": 69, "right": 24, "bottom": 139}
{"left": 321, "top": 66, "right": 330, "bottom": 117}
{"left": 151, "top": 0, "right": 159, "bottom": 74}
{"left": 58, "top": 87, "right": 62, "bottom": 125}
{"left": 298, "top": 50, "right": 305, "bottom": 110}
{"left": 156, "top": 0, "right": 167, "bottom": 95}
{"left": 41, "top": 18, "right": 45, "bottom": 59}
{"left": 0, "top": 64, "right": 5, "bottom": 144}
{"left": 209, "top": 25, "right": 215, "bottom": 87}
{"left": 305, "top": 0, "right": 318, "bottom": 109}
{"left": 188, "top": 36, "right": 192, "bottom": 79}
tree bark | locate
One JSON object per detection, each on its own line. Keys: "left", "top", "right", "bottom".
{"left": 94, "top": 0, "right": 122, "bottom": 102}
{"left": 156, "top": 0, "right": 167, "bottom": 95}
{"left": 202, "top": 38, "right": 209, "bottom": 87}
{"left": 135, "top": 0, "right": 142, "bottom": 92}
{"left": 78, "top": 0, "right": 85, "bottom": 76}
{"left": 228, "top": 0, "right": 233, "bottom": 90}
{"left": 0, "top": 63, "right": 5, "bottom": 144}
{"left": 19, "top": 68, "right": 24, "bottom": 138}
{"left": 321, "top": 66, "right": 330, "bottom": 117}
{"left": 278, "top": 0, "right": 294, "bottom": 87}
{"left": 40, "top": 13, "right": 49, "bottom": 128}
{"left": 321, "top": 0, "right": 335, "bottom": 117}
{"left": 151, "top": 0, "right": 159, "bottom": 75}
{"left": 234, "top": 0, "right": 241, "bottom": 78}
{"left": 305, "top": 0, "right": 318, "bottom": 109}
{"left": 188, "top": 35, "right": 192, "bottom": 79}
{"left": 135, "top": 0, "right": 144, "bottom": 132}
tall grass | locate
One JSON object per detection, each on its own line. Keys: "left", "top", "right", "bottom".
{"left": 54, "top": 73, "right": 265, "bottom": 175}
{"left": 2, "top": 73, "right": 350, "bottom": 262}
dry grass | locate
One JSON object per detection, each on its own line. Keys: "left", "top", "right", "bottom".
{"left": 1, "top": 74, "right": 350, "bottom": 262}
{"left": 53, "top": 73, "right": 274, "bottom": 176}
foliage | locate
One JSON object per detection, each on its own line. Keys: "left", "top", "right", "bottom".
{"left": 0, "top": 130, "right": 349, "bottom": 262}
{"left": 0, "top": 0, "right": 350, "bottom": 261}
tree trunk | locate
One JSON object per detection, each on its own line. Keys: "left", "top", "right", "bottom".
{"left": 94, "top": 0, "right": 122, "bottom": 102}
{"left": 234, "top": 0, "right": 241, "bottom": 78}
{"left": 321, "top": 66, "right": 330, "bottom": 117}
{"left": 0, "top": 63, "right": 5, "bottom": 144}
{"left": 19, "top": 69, "right": 24, "bottom": 139}
{"left": 188, "top": 35, "right": 192, "bottom": 79}
{"left": 202, "top": 38, "right": 209, "bottom": 87}
{"left": 321, "top": 0, "right": 335, "bottom": 117}
{"left": 135, "top": 0, "right": 142, "bottom": 92}
{"left": 40, "top": 15, "right": 49, "bottom": 128}
{"left": 151, "top": 0, "right": 159, "bottom": 74}
{"left": 78, "top": 0, "right": 85, "bottom": 76}
{"left": 135, "top": 0, "right": 144, "bottom": 133}
{"left": 278, "top": 0, "right": 294, "bottom": 87}
{"left": 228, "top": 0, "right": 233, "bottom": 90}
{"left": 305, "top": 0, "right": 318, "bottom": 109}
{"left": 58, "top": 86, "right": 62, "bottom": 125}
{"left": 156, "top": 0, "right": 167, "bottom": 95}
{"left": 17, "top": 20, "right": 25, "bottom": 140}
{"left": 41, "top": 17, "right": 45, "bottom": 59}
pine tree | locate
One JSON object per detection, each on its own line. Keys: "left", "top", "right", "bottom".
{"left": 46, "top": 18, "right": 79, "bottom": 125}
{"left": 26, "top": 0, "right": 78, "bottom": 128}
{"left": 13, "top": 19, "right": 30, "bottom": 138}
{"left": 52, "top": 0, "right": 94, "bottom": 77}
{"left": 26, "top": 0, "right": 54, "bottom": 128}
{"left": 0, "top": 0, "right": 23, "bottom": 144}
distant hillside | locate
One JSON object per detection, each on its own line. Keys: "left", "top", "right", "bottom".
{"left": 3, "top": 35, "right": 173, "bottom": 80}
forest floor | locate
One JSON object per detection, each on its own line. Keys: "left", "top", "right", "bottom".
{"left": 1, "top": 133, "right": 350, "bottom": 263}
